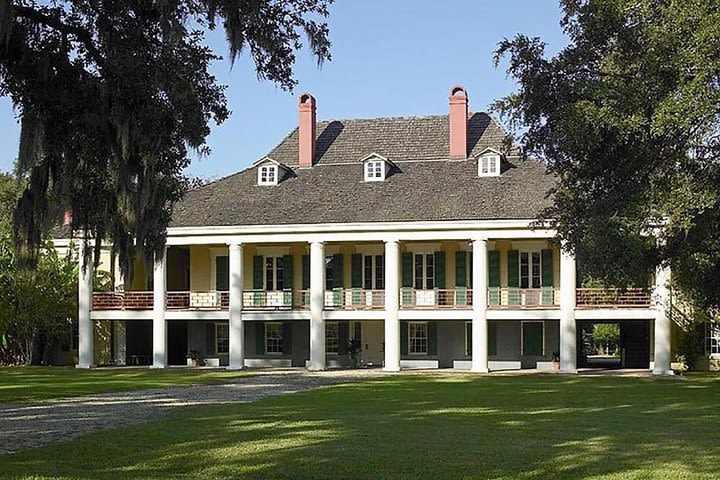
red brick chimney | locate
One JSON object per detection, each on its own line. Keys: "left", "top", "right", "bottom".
{"left": 449, "top": 85, "right": 468, "bottom": 159}
{"left": 298, "top": 93, "right": 316, "bottom": 167}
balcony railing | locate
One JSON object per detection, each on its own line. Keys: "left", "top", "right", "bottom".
{"left": 242, "top": 290, "right": 309, "bottom": 310}
{"left": 487, "top": 287, "right": 559, "bottom": 309}
{"left": 324, "top": 289, "right": 385, "bottom": 310}
{"left": 576, "top": 288, "right": 652, "bottom": 308}
{"left": 166, "top": 291, "right": 230, "bottom": 310}
{"left": 400, "top": 289, "right": 473, "bottom": 309}
{"left": 92, "top": 291, "right": 154, "bottom": 310}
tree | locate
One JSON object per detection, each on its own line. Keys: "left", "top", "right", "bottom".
{"left": 0, "top": 0, "right": 332, "bottom": 281}
{"left": 592, "top": 323, "right": 619, "bottom": 355}
{"left": 493, "top": 0, "right": 720, "bottom": 311}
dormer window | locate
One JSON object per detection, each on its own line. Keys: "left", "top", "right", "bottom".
{"left": 359, "top": 153, "right": 393, "bottom": 182}
{"left": 258, "top": 165, "right": 278, "bottom": 185}
{"left": 476, "top": 149, "right": 503, "bottom": 177}
{"left": 365, "top": 160, "right": 385, "bottom": 181}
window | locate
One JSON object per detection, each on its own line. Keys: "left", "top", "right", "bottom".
{"left": 363, "top": 254, "right": 384, "bottom": 289}
{"left": 519, "top": 251, "right": 542, "bottom": 289}
{"left": 326, "top": 322, "right": 339, "bottom": 355}
{"left": 325, "top": 255, "right": 337, "bottom": 290}
{"left": 264, "top": 256, "right": 284, "bottom": 291}
{"left": 258, "top": 165, "right": 278, "bottom": 185}
{"left": 265, "top": 323, "right": 283, "bottom": 354}
{"left": 414, "top": 253, "right": 435, "bottom": 289}
{"left": 478, "top": 155, "right": 501, "bottom": 177}
{"left": 409, "top": 322, "right": 428, "bottom": 355}
{"left": 216, "top": 323, "right": 229, "bottom": 354}
{"left": 522, "top": 321, "right": 544, "bottom": 356}
{"left": 707, "top": 322, "right": 720, "bottom": 355}
{"left": 364, "top": 160, "right": 385, "bottom": 181}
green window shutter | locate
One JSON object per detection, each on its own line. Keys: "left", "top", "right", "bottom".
{"left": 282, "top": 322, "right": 292, "bottom": 355}
{"left": 434, "top": 251, "right": 446, "bottom": 289}
{"left": 541, "top": 249, "right": 554, "bottom": 305}
{"left": 488, "top": 251, "right": 501, "bottom": 305}
{"left": 400, "top": 321, "right": 408, "bottom": 355}
{"left": 302, "top": 255, "right": 310, "bottom": 290}
{"left": 401, "top": 253, "right": 413, "bottom": 288}
{"left": 206, "top": 323, "right": 216, "bottom": 355}
{"left": 465, "top": 322, "right": 472, "bottom": 356}
{"left": 455, "top": 251, "right": 467, "bottom": 288}
{"left": 428, "top": 322, "right": 437, "bottom": 356}
{"left": 252, "top": 256, "right": 263, "bottom": 290}
{"left": 283, "top": 255, "right": 293, "bottom": 290}
{"left": 351, "top": 254, "right": 363, "bottom": 288}
{"left": 507, "top": 250, "right": 520, "bottom": 305}
{"left": 215, "top": 256, "right": 229, "bottom": 291}
{"left": 468, "top": 252, "right": 473, "bottom": 287}
{"left": 255, "top": 322, "right": 265, "bottom": 355}
{"left": 522, "top": 322, "right": 544, "bottom": 356}
{"left": 332, "top": 254, "right": 344, "bottom": 288}
{"left": 489, "top": 321, "right": 497, "bottom": 356}
{"left": 338, "top": 321, "right": 349, "bottom": 355}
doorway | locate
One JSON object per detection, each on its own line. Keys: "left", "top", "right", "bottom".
{"left": 577, "top": 320, "right": 650, "bottom": 369}
{"left": 167, "top": 321, "right": 188, "bottom": 366}
{"left": 360, "top": 321, "right": 384, "bottom": 366}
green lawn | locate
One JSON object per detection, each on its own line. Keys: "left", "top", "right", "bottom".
{"left": 3, "top": 374, "right": 719, "bottom": 479}
{"left": 0, "top": 366, "right": 248, "bottom": 403}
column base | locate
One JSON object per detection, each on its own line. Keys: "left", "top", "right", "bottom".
{"left": 652, "top": 368, "right": 674, "bottom": 376}
{"left": 382, "top": 365, "right": 400, "bottom": 372}
{"left": 76, "top": 363, "right": 94, "bottom": 369}
{"left": 559, "top": 368, "right": 577, "bottom": 374}
{"left": 150, "top": 364, "right": 167, "bottom": 369}
{"left": 227, "top": 365, "right": 246, "bottom": 371}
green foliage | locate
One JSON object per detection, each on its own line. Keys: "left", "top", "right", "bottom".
{"left": 0, "top": 0, "right": 333, "bottom": 281}
{"left": 493, "top": 0, "right": 720, "bottom": 309}
{"left": 675, "top": 324, "right": 705, "bottom": 372}
{"left": 0, "top": 239, "right": 77, "bottom": 365}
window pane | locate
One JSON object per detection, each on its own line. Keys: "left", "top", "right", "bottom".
{"left": 375, "top": 255, "right": 384, "bottom": 289}
{"left": 409, "top": 323, "right": 428, "bottom": 355}
{"left": 532, "top": 252, "right": 541, "bottom": 289}
{"left": 275, "top": 257, "right": 284, "bottom": 290}
{"left": 266, "top": 323, "right": 283, "bottom": 354}
{"left": 326, "top": 322, "right": 339, "bottom": 354}
{"left": 481, "top": 157, "right": 489, "bottom": 174}
{"left": 414, "top": 254, "right": 424, "bottom": 289}
{"left": 520, "top": 252, "right": 529, "bottom": 289}
{"left": 489, "top": 158, "right": 497, "bottom": 173}
{"left": 364, "top": 256, "right": 373, "bottom": 290}
{"left": 216, "top": 324, "right": 229, "bottom": 354}
{"left": 425, "top": 254, "right": 434, "bottom": 289}
{"left": 265, "top": 257, "right": 274, "bottom": 291}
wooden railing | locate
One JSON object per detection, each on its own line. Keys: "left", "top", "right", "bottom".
{"left": 487, "top": 287, "right": 559, "bottom": 309}
{"left": 400, "top": 289, "right": 473, "bottom": 309}
{"left": 324, "top": 289, "right": 385, "bottom": 310}
{"left": 576, "top": 288, "right": 652, "bottom": 308}
{"left": 242, "top": 290, "right": 309, "bottom": 310}
{"left": 92, "top": 291, "right": 153, "bottom": 310}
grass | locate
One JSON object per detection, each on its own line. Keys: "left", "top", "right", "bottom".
{"left": 2, "top": 373, "right": 719, "bottom": 479}
{"left": 0, "top": 366, "right": 248, "bottom": 403}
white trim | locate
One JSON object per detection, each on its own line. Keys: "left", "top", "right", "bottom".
{"left": 358, "top": 152, "right": 391, "bottom": 164}
{"left": 257, "top": 164, "right": 279, "bottom": 186}
{"left": 255, "top": 246, "right": 291, "bottom": 256}
{"left": 400, "top": 359, "right": 438, "bottom": 369}
{"left": 364, "top": 159, "right": 386, "bottom": 182}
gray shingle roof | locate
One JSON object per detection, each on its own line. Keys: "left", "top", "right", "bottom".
{"left": 170, "top": 113, "right": 556, "bottom": 228}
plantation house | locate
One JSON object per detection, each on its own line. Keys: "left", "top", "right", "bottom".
{"left": 56, "top": 86, "right": 688, "bottom": 374}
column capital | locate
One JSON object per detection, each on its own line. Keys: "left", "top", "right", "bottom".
{"left": 471, "top": 237, "right": 489, "bottom": 245}
{"left": 309, "top": 240, "right": 325, "bottom": 247}
{"left": 383, "top": 238, "right": 400, "bottom": 245}
{"left": 227, "top": 242, "right": 243, "bottom": 249}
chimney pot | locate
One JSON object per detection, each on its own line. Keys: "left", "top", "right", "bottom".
{"left": 449, "top": 85, "right": 468, "bottom": 159}
{"left": 298, "top": 93, "right": 317, "bottom": 167}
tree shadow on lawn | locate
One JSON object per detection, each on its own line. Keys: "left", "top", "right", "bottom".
{"left": 4, "top": 375, "right": 720, "bottom": 480}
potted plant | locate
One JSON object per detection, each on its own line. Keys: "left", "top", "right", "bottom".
{"left": 551, "top": 351, "right": 560, "bottom": 372}
{"left": 187, "top": 349, "right": 203, "bottom": 367}
{"left": 347, "top": 339, "right": 362, "bottom": 368}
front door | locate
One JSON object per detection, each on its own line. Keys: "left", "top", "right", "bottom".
{"left": 361, "top": 321, "right": 384, "bottom": 366}
{"left": 621, "top": 321, "right": 650, "bottom": 369}
{"left": 167, "top": 321, "right": 188, "bottom": 366}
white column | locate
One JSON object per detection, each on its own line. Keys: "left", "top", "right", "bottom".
{"left": 152, "top": 248, "right": 167, "bottom": 368}
{"left": 228, "top": 243, "right": 245, "bottom": 369}
{"left": 384, "top": 239, "right": 401, "bottom": 372}
{"left": 653, "top": 263, "right": 673, "bottom": 375}
{"left": 308, "top": 241, "right": 326, "bottom": 371}
{"left": 559, "top": 249, "right": 577, "bottom": 373}
{"left": 471, "top": 239, "right": 489, "bottom": 372}
{"left": 77, "top": 242, "right": 94, "bottom": 368}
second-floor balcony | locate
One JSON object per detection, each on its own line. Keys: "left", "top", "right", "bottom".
{"left": 91, "top": 287, "right": 653, "bottom": 312}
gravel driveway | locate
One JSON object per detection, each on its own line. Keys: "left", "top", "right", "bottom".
{"left": 0, "top": 369, "right": 382, "bottom": 455}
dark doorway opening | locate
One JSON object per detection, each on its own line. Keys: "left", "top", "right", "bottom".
{"left": 168, "top": 321, "right": 188, "bottom": 366}
{"left": 126, "top": 320, "right": 152, "bottom": 365}
{"left": 577, "top": 320, "right": 650, "bottom": 369}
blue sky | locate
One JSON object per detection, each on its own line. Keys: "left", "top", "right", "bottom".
{"left": 0, "top": 1, "right": 568, "bottom": 179}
